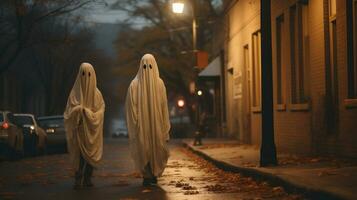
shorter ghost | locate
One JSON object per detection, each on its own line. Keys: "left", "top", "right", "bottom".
{"left": 64, "top": 62, "right": 105, "bottom": 189}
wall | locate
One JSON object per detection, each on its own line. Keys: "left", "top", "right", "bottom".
{"left": 224, "top": 0, "right": 357, "bottom": 157}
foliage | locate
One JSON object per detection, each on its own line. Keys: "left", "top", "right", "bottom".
{"left": 112, "top": 0, "right": 223, "bottom": 123}
{"left": 0, "top": 0, "right": 112, "bottom": 117}
{"left": 0, "top": 0, "right": 103, "bottom": 74}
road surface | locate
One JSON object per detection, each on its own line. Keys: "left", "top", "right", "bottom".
{"left": 0, "top": 139, "right": 302, "bottom": 200}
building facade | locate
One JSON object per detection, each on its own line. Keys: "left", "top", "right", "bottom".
{"left": 221, "top": 0, "right": 357, "bottom": 157}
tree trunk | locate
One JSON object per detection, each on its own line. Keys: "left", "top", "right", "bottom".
{"left": 260, "top": 0, "right": 277, "bottom": 166}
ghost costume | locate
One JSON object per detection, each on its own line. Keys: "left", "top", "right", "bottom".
{"left": 64, "top": 63, "right": 105, "bottom": 188}
{"left": 125, "top": 54, "right": 170, "bottom": 185}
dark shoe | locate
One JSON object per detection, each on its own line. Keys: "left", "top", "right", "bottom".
{"left": 73, "top": 172, "right": 82, "bottom": 189}
{"left": 83, "top": 163, "right": 93, "bottom": 187}
{"left": 84, "top": 178, "right": 94, "bottom": 187}
{"left": 142, "top": 178, "right": 151, "bottom": 186}
{"left": 73, "top": 183, "right": 82, "bottom": 190}
{"left": 151, "top": 177, "right": 157, "bottom": 184}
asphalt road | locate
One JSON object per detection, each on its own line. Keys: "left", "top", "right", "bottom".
{"left": 0, "top": 139, "right": 302, "bottom": 200}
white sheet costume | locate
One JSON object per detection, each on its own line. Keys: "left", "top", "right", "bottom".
{"left": 125, "top": 54, "right": 170, "bottom": 182}
{"left": 64, "top": 63, "right": 105, "bottom": 188}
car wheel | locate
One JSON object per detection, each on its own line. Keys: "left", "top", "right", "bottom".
{"left": 37, "top": 137, "right": 47, "bottom": 156}
{"left": 31, "top": 134, "right": 38, "bottom": 156}
{"left": 41, "top": 139, "right": 48, "bottom": 156}
{"left": 4, "top": 145, "right": 12, "bottom": 160}
{"left": 17, "top": 135, "right": 25, "bottom": 158}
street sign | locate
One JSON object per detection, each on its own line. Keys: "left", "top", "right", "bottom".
{"left": 196, "top": 51, "right": 208, "bottom": 69}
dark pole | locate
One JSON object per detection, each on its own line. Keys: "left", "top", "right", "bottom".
{"left": 191, "top": 0, "right": 199, "bottom": 129}
{"left": 260, "top": 0, "right": 277, "bottom": 166}
{"left": 192, "top": 2, "right": 197, "bottom": 52}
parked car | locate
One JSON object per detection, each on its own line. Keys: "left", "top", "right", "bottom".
{"left": 12, "top": 114, "right": 47, "bottom": 156}
{"left": 112, "top": 127, "right": 128, "bottom": 138}
{"left": 0, "top": 111, "right": 23, "bottom": 158}
{"left": 37, "top": 115, "right": 66, "bottom": 153}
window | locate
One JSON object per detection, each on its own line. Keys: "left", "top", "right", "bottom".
{"left": 252, "top": 31, "right": 261, "bottom": 108}
{"left": 324, "top": 0, "right": 339, "bottom": 130}
{"left": 276, "top": 14, "right": 286, "bottom": 105}
{"left": 327, "top": 0, "right": 338, "bottom": 102}
{"left": 347, "top": 0, "right": 357, "bottom": 98}
{"left": 289, "top": 3, "right": 309, "bottom": 104}
{"left": 329, "top": 0, "right": 336, "bottom": 16}
{"left": 243, "top": 45, "right": 251, "bottom": 109}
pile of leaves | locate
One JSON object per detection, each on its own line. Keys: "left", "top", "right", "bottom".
{"left": 178, "top": 148, "right": 304, "bottom": 199}
{"left": 197, "top": 143, "right": 242, "bottom": 150}
{"left": 278, "top": 154, "right": 357, "bottom": 167}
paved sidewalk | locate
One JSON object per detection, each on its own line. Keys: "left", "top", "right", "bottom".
{"left": 182, "top": 139, "right": 357, "bottom": 200}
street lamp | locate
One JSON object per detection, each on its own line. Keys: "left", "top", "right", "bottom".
{"left": 177, "top": 98, "right": 185, "bottom": 131}
{"left": 177, "top": 99, "right": 185, "bottom": 108}
{"left": 171, "top": 0, "right": 197, "bottom": 52}
{"left": 172, "top": 0, "right": 200, "bottom": 139}
{"left": 172, "top": 2, "right": 185, "bottom": 14}
{"left": 197, "top": 90, "right": 203, "bottom": 96}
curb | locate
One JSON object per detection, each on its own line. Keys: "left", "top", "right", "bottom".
{"left": 182, "top": 142, "right": 345, "bottom": 200}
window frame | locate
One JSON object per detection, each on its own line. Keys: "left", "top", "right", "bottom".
{"left": 275, "top": 14, "right": 286, "bottom": 110}
{"left": 327, "top": 0, "right": 339, "bottom": 106}
{"left": 289, "top": 2, "right": 310, "bottom": 109}
{"left": 251, "top": 30, "right": 262, "bottom": 112}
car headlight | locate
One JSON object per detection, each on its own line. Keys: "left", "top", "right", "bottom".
{"left": 46, "top": 128, "right": 55, "bottom": 133}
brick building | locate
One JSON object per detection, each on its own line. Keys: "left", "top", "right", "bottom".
{"left": 211, "top": 0, "right": 357, "bottom": 157}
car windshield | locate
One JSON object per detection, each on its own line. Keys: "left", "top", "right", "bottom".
{"left": 38, "top": 118, "right": 64, "bottom": 128}
{"left": 0, "top": 114, "right": 3, "bottom": 122}
{"left": 14, "top": 116, "right": 34, "bottom": 126}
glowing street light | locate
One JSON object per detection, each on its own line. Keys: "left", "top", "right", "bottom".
{"left": 177, "top": 99, "right": 185, "bottom": 108}
{"left": 171, "top": 1, "right": 197, "bottom": 52}
{"left": 172, "top": 2, "right": 185, "bottom": 14}
{"left": 197, "top": 90, "right": 203, "bottom": 96}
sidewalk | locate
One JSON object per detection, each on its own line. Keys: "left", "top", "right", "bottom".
{"left": 182, "top": 139, "right": 357, "bottom": 200}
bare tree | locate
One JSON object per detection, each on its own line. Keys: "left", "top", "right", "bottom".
{"left": 112, "top": 0, "right": 222, "bottom": 122}
{"left": 0, "top": 0, "right": 100, "bottom": 74}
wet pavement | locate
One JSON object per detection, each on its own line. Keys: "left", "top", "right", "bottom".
{"left": 0, "top": 139, "right": 303, "bottom": 200}
{"left": 183, "top": 139, "right": 357, "bottom": 200}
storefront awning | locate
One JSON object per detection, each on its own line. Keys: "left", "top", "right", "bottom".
{"left": 198, "top": 56, "right": 221, "bottom": 77}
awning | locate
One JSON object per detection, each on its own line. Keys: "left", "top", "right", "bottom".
{"left": 198, "top": 56, "right": 221, "bottom": 77}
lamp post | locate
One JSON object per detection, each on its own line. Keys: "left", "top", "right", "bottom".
{"left": 177, "top": 99, "right": 185, "bottom": 134}
{"left": 260, "top": 0, "right": 277, "bottom": 166}
{"left": 172, "top": 0, "right": 202, "bottom": 141}
{"left": 171, "top": 0, "right": 197, "bottom": 52}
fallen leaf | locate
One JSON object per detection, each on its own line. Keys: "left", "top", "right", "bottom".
{"left": 183, "top": 190, "right": 199, "bottom": 195}
{"left": 112, "top": 180, "right": 129, "bottom": 187}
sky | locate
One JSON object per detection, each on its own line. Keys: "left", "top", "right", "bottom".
{"left": 81, "top": 0, "right": 148, "bottom": 28}
{"left": 84, "top": 0, "right": 127, "bottom": 24}
{"left": 82, "top": 0, "right": 224, "bottom": 27}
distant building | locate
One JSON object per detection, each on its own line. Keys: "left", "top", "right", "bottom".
{"left": 207, "top": 0, "right": 357, "bottom": 157}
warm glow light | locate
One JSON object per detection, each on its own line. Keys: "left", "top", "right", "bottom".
{"left": 172, "top": 2, "right": 184, "bottom": 14}
{"left": 2, "top": 122, "right": 9, "bottom": 129}
{"left": 197, "top": 90, "right": 203, "bottom": 96}
{"left": 177, "top": 99, "right": 185, "bottom": 108}
{"left": 189, "top": 81, "right": 195, "bottom": 94}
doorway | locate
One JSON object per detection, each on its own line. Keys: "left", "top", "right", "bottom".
{"left": 243, "top": 45, "right": 252, "bottom": 143}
